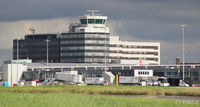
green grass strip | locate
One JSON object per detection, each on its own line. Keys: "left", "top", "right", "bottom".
{"left": 0, "top": 92, "right": 199, "bottom": 107}
{"left": 0, "top": 85, "right": 200, "bottom": 96}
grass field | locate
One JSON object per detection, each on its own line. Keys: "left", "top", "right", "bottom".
{"left": 0, "top": 92, "right": 199, "bottom": 107}
{"left": 0, "top": 86, "right": 199, "bottom": 107}
{"left": 0, "top": 85, "right": 200, "bottom": 96}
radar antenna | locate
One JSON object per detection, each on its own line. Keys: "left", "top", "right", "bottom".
{"left": 29, "top": 27, "right": 35, "bottom": 34}
{"left": 87, "top": 10, "right": 99, "bottom": 16}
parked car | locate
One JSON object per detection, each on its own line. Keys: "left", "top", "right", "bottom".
{"left": 152, "top": 80, "right": 158, "bottom": 86}
{"left": 139, "top": 80, "right": 147, "bottom": 86}
{"left": 179, "top": 82, "right": 190, "bottom": 87}
{"left": 158, "top": 77, "right": 170, "bottom": 87}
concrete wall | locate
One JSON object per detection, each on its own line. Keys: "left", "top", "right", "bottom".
{"left": 3, "top": 60, "right": 28, "bottom": 86}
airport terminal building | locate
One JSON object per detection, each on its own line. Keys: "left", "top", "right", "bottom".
{"left": 2, "top": 60, "right": 199, "bottom": 86}
{"left": 8, "top": 12, "right": 200, "bottom": 86}
{"left": 13, "top": 12, "right": 160, "bottom": 65}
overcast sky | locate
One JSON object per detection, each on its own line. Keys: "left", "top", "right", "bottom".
{"left": 0, "top": 0, "right": 200, "bottom": 64}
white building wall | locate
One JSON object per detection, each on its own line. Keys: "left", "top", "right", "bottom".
{"left": 3, "top": 64, "right": 27, "bottom": 86}
{"left": 3, "top": 60, "right": 30, "bottom": 86}
{"left": 109, "top": 36, "right": 160, "bottom": 65}
{"left": 76, "top": 15, "right": 109, "bottom": 33}
{"left": 134, "top": 70, "right": 153, "bottom": 77}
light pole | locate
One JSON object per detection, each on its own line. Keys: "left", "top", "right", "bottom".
{"left": 104, "top": 35, "right": 107, "bottom": 72}
{"left": 180, "top": 24, "right": 187, "bottom": 82}
{"left": 45, "top": 39, "right": 50, "bottom": 66}
{"left": 16, "top": 39, "right": 19, "bottom": 85}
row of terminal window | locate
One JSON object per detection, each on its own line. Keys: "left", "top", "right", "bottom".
{"left": 61, "top": 52, "right": 108, "bottom": 56}
{"left": 80, "top": 19, "right": 106, "bottom": 24}
{"left": 110, "top": 45, "right": 158, "bottom": 50}
{"left": 138, "top": 71, "right": 149, "bottom": 75}
{"left": 61, "top": 40, "right": 108, "bottom": 44}
{"left": 61, "top": 34, "right": 109, "bottom": 39}
{"left": 61, "top": 46, "right": 108, "bottom": 50}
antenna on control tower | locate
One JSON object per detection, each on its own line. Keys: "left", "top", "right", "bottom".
{"left": 29, "top": 27, "right": 35, "bottom": 34}
{"left": 87, "top": 10, "right": 99, "bottom": 16}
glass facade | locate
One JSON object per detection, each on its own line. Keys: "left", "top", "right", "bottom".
{"left": 60, "top": 33, "right": 109, "bottom": 63}
{"left": 23, "top": 65, "right": 200, "bottom": 86}
{"left": 80, "top": 19, "right": 106, "bottom": 24}
{"left": 80, "top": 19, "right": 87, "bottom": 24}
{"left": 13, "top": 34, "right": 60, "bottom": 63}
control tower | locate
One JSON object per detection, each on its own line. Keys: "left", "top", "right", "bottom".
{"left": 61, "top": 10, "right": 110, "bottom": 63}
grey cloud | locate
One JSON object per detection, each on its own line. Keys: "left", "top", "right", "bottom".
{"left": 0, "top": 18, "right": 70, "bottom": 49}
{"left": 0, "top": 0, "right": 200, "bottom": 64}
{"left": 113, "top": 19, "right": 200, "bottom": 44}
{"left": 1, "top": 0, "right": 200, "bottom": 23}
{"left": 0, "top": 49, "right": 12, "bottom": 60}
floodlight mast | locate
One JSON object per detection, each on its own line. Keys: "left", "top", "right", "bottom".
{"left": 45, "top": 39, "right": 50, "bottom": 66}
{"left": 104, "top": 35, "right": 107, "bottom": 72}
{"left": 17, "top": 39, "right": 18, "bottom": 85}
{"left": 180, "top": 24, "right": 187, "bottom": 82}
